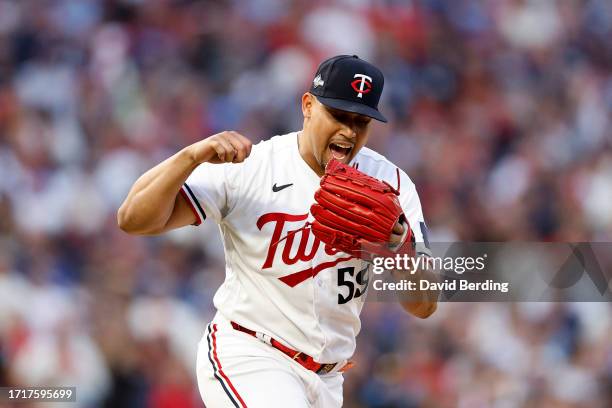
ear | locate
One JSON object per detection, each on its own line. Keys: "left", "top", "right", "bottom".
{"left": 302, "top": 93, "right": 314, "bottom": 119}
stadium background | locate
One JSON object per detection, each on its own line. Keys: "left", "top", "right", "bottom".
{"left": 0, "top": 0, "right": 611, "bottom": 406}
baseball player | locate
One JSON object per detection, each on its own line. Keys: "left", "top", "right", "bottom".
{"left": 118, "top": 55, "right": 437, "bottom": 407}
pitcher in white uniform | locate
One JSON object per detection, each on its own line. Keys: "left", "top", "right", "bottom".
{"left": 118, "top": 55, "right": 437, "bottom": 407}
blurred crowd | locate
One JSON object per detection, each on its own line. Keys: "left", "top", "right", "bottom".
{"left": 0, "top": 0, "right": 611, "bottom": 407}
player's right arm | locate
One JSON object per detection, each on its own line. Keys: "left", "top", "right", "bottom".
{"left": 117, "top": 131, "right": 252, "bottom": 235}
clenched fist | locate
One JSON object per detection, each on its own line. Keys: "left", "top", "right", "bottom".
{"left": 188, "top": 131, "right": 253, "bottom": 164}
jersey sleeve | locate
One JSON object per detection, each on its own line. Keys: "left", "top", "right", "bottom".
{"left": 181, "top": 161, "right": 243, "bottom": 225}
{"left": 397, "top": 170, "right": 431, "bottom": 257}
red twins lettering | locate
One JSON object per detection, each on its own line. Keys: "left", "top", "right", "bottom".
{"left": 257, "top": 212, "right": 339, "bottom": 269}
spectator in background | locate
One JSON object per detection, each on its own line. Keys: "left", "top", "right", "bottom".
{"left": 0, "top": 0, "right": 610, "bottom": 406}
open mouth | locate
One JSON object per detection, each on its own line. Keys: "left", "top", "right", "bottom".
{"left": 329, "top": 142, "right": 353, "bottom": 161}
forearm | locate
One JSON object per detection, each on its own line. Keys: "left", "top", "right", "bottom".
{"left": 398, "top": 265, "right": 439, "bottom": 318}
{"left": 117, "top": 147, "right": 198, "bottom": 234}
{"left": 389, "top": 225, "right": 439, "bottom": 318}
{"left": 117, "top": 131, "right": 253, "bottom": 235}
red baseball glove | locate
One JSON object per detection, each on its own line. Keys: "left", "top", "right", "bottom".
{"left": 310, "top": 159, "right": 415, "bottom": 259}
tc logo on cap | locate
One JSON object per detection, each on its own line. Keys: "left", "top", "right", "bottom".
{"left": 308, "top": 55, "right": 387, "bottom": 122}
{"left": 351, "top": 74, "right": 372, "bottom": 98}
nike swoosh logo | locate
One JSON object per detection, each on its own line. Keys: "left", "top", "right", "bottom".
{"left": 272, "top": 183, "right": 293, "bottom": 192}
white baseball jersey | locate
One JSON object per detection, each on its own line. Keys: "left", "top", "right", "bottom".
{"left": 181, "top": 132, "right": 429, "bottom": 363}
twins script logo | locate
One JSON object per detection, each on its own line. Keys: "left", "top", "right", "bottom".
{"left": 257, "top": 212, "right": 353, "bottom": 287}
{"left": 351, "top": 74, "right": 372, "bottom": 98}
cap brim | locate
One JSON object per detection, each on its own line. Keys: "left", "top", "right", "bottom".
{"left": 315, "top": 96, "right": 387, "bottom": 123}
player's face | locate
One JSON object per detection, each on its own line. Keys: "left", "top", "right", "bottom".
{"left": 303, "top": 94, "right": 372, "bottom": 172}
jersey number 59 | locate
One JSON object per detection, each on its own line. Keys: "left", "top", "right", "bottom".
{"left": 337, "top": 266, "right": 369, "bottom": 304}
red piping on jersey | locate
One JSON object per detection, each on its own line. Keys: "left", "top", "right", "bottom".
{"left": 179, "top": 188, "right": 202, "bottom": 226}
{"left": 381, "top": 167, "right": 401, "bottom": 196}
{"left": 395, "top": 167, "right": 400, "bottom": 192}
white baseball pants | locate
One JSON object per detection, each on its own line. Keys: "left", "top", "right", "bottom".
{"left": 196, "top": 313, "right": 344, "bottom": 408}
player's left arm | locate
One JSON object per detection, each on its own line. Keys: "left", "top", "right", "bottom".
{"left": 388, "top": 172, "right": 438, "bottom": 319}
{"left": 389, "top": 222, "right": 438, "bottom": 318}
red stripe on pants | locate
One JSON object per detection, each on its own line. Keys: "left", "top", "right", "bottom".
{"left": 211, "top": 324, "right": 248, "bottom": 408}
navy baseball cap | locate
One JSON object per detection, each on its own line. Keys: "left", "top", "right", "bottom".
{"left": 309, "top": 55, "right": 387, "bottom": 122}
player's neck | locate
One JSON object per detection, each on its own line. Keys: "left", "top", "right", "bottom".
{"left": 297, "top": 131, "right": 325, "bottom": 178}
